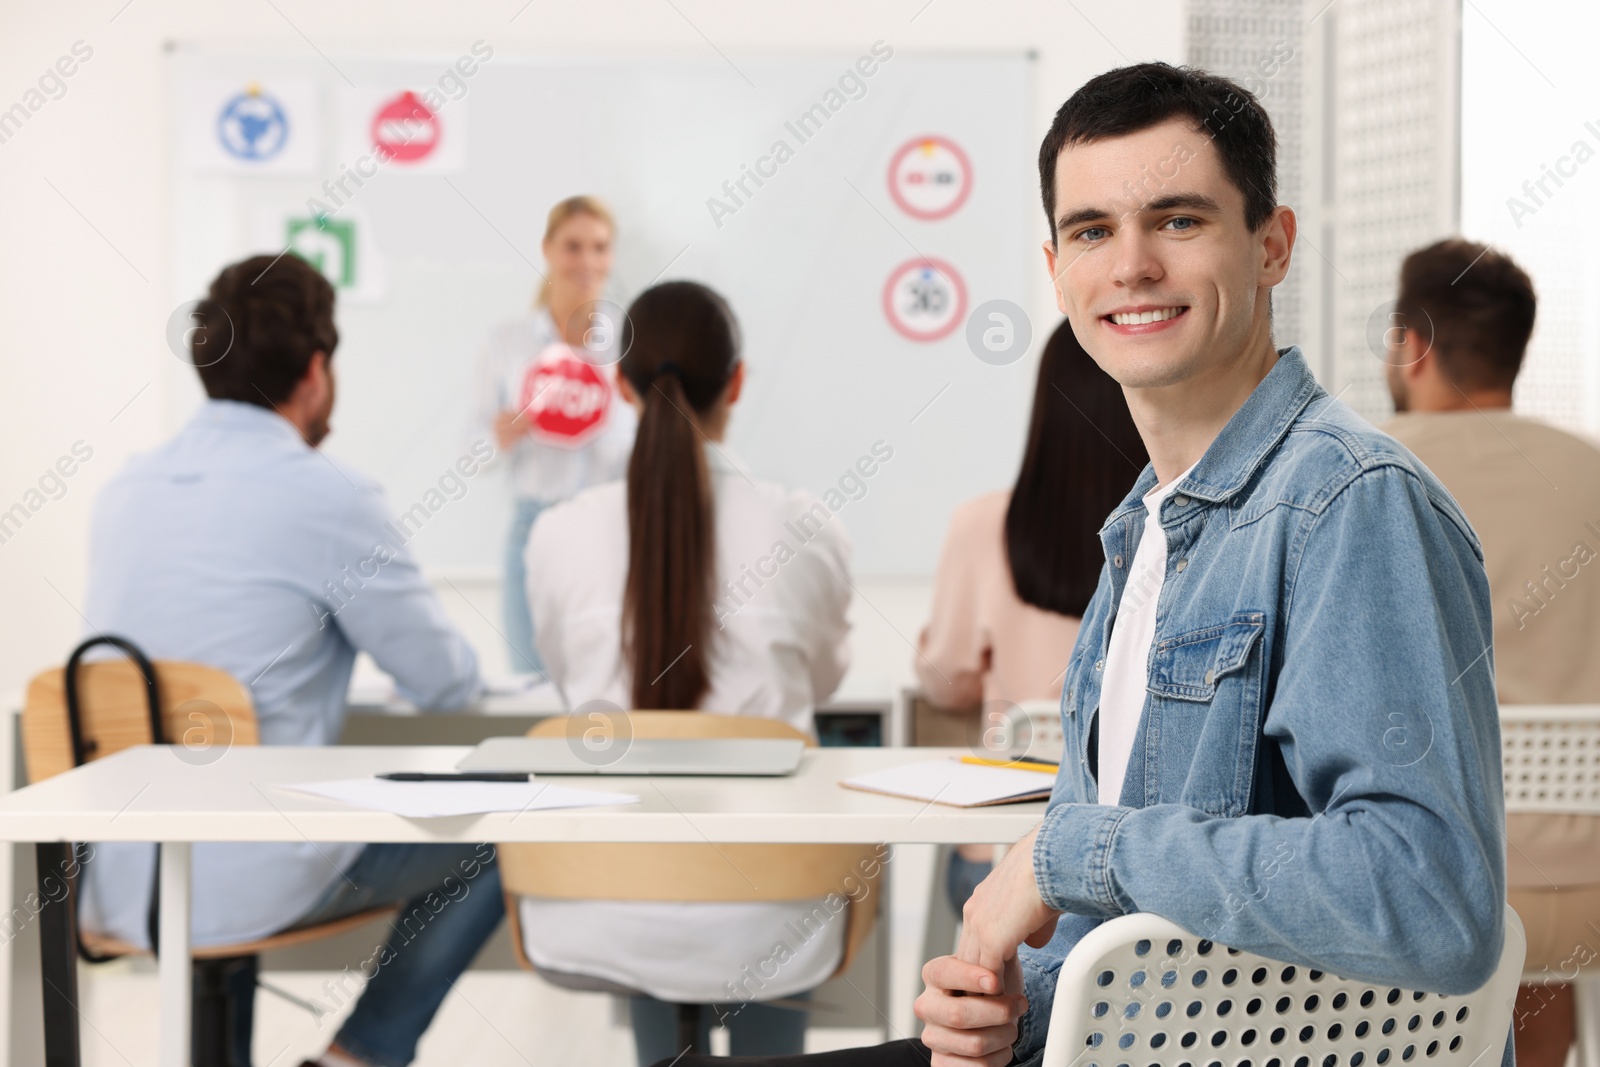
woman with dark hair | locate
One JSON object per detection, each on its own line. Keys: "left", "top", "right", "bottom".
{"left": 916, "top": 318, "right": 1148, "bottom": 906}
{"left": 521, "top": 281, "right": 853, "bottom": 1062}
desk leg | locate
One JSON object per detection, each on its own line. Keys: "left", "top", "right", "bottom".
{"left": 157, "top": 842, "right": 190, "bottom": 1067}
{"left": 888, "top": 842, "right": 940, "bottom": 1040}
{"left": 37, "top": 843, "right": 80, "bottom": 1067}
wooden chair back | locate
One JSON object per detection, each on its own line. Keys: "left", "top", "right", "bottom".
{"left": 22, "top": 643, "right": 392, "bottom": 961}
{"left": 500, "top": 711, "right": 884, "bottom": 980}
{"left": 23, "top": 655, "right": 258, "bottom": 784}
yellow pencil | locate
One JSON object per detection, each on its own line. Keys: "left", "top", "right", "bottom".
{"left": 959, "top": 756, "right": 1059, "bottom": 774}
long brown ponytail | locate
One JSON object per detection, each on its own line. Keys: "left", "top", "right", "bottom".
{"left": 619, "top": 282, "right": 741, "bottom": 710}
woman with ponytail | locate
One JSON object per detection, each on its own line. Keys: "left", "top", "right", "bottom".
{"left": 521, "top": 281, "right": 853, "bottom": 1061}
{"left": 472, "top": 195, "right": 635, "bottom": 676}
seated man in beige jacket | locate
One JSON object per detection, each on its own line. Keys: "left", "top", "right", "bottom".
{"left": 1383, "top": 237, "right": 1600, "bottom": 1067}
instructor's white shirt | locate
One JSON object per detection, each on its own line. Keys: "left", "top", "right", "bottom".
{"left": 519, "top": 446, "right": 854, "bottom": 1000}
{"left": 472, "top": 307, "right": 637, "bottom": 503}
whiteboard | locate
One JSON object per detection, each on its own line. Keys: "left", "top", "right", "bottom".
{"left": 167, "top": 46, "right": 1038, "bottom": 577}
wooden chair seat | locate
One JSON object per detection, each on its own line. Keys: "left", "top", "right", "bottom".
{"left": 79, "top": 904, "right": 400, "bottom": 960}
{"left": 499, "top": 711, "right": 885, "bottom": 985}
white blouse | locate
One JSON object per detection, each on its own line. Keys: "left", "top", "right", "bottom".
{"left": 526, "top": 446, "right": 852, "bottom": 734}
{"left": 519, "top": 446, "right": 855, "bottom": 1001}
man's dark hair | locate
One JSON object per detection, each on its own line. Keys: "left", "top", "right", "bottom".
{"left": 1395, "top": 239, "right": 1536, "bottom": 392}
{"left": 192, "top": 253, "right": 338, "bottom": 406}
{"left": 1038, "top": 62, "right": 1279, "bottom": 245}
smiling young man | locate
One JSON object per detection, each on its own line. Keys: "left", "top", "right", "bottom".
{"left": 656, "top": 63, "right": 1507, "bottom": 1067}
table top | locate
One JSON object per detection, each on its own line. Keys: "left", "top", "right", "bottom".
{"left": 0, "top": 745, "right": 1047, "bottom": 844}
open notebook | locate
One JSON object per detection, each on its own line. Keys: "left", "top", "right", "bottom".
{"left": 840, "top": 758, "right": 1055, "bottom": 808}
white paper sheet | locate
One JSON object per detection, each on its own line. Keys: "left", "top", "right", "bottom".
{"left": 482, "top": 673, "right": 546, "bottom": 697}
{"left": 840, "top": 758, "right": 1054, "bottom": 808}
{"left": 278, "top": 778, "right": 640, "bottom": 818}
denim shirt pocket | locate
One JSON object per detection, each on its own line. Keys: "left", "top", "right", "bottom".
{"left": 1145, "top": 611, "right": 1267, "bottom": 815}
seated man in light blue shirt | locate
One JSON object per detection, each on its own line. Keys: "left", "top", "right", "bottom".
{"left": 79, "top": 252, "right": 500, "bottom": 1067}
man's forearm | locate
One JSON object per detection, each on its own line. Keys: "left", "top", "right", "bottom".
{"left": 1031, "top": 799, "right": 1503, "bottom": 993}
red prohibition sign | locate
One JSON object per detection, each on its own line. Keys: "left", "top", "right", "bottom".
{"left": 887, "top": 135, "right": 973, "bottom": 221}
{"left": 881, "top": 257, "right": 968, "bottom": 342}
{"left": 519, "top": 345, "right": 613, "bottom": 447}
{"left": 371, "top": 91, "right": 439, "bottom": 163}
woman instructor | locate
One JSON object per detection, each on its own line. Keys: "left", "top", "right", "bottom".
{"left": 473, "top": 195, "right": 636, "bottom": 675}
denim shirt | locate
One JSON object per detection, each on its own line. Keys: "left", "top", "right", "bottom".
{"left": 1011, "top": 348, "right": 1507, "bottom": 1066}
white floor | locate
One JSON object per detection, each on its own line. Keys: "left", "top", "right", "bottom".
{"left": 76, "top": 963, "right": 884, "bottom": 1067}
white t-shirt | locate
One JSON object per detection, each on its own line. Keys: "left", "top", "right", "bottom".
{"left": 518, "top": 898, "right": 845, "bottom": 1003}
{"left": 1095, "top": 464, "right": 1196, "bottom": 807}
{"left": 519, "top": 445, "right": 855, "bottom": 999}
{"left": 472, "top": 307, "right": 637, "bottom": 503}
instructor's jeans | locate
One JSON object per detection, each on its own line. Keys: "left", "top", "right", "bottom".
{"left": 290, "top": 843, "right": 504, "bottom": 1067}
{"left": 502, "top": 497, "right": 548, "bottom": 675}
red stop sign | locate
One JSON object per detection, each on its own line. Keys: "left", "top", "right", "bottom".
{"left": 371, "top": 91, "right": 439, "bottom": 163}
{"left": 519, "top": 344, "right": 613, "bottom": 448}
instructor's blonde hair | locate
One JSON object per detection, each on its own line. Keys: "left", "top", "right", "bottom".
{"left": 536, "top": 195, "right": 615, "bottom": 308}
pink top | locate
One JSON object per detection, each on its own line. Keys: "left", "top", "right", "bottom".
{"left": 916, "top": 490, "right": 1082, "bottom": 708}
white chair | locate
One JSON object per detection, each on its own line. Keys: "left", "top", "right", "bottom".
{"left": 1042, "top": 909, "right": 1526, "bottom": 1067}
{"left": 1500, "top": 705, "right": 1600, "bottom": 1067}
{"left": 1017, "top": 698, "right": 1067, "bottom": 763}
{"left": 1499, "top": 705, "right": 1600, "bottom": 814}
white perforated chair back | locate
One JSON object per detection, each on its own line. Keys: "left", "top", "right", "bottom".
{"left": 1500, "top": 705, "right": 1600, "bottom": 813}
{"left": 1018, "top": 698, "right": 1066, "bottom": 762}
{"left": 1041, "top": 909, "right": 1525, "bottom": 1067}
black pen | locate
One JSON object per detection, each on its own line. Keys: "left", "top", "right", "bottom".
{"left": 376, "top": 772, "right": 533, "bottom": 782}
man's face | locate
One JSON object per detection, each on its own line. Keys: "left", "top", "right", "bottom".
{"left": 1043, "top": 118, "right": 1285, "bottom": 390}
{"left": 306, "top": 363, "right": 335, "bottom": 447}
{"left": 1385, "top": 344, "right": 1410, "bottom": 412}
{"left": 1382, "top": 312, "right": 1434, "bottom": 413}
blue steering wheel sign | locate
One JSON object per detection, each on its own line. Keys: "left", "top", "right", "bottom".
{"left": 217, "top": 90, "right": 289, "bottom": 162}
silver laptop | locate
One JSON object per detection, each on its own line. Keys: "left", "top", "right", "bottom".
{"left": 455, "top": 736, "right": 806, "bottom": 776}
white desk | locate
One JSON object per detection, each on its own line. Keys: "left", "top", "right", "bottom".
{"left": 0, "top": 744, "right": 1043, "bottom": 1067}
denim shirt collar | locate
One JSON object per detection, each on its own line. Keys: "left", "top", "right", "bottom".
{"left": 1101, "top": 345, "right": 1322, "bottom": 531}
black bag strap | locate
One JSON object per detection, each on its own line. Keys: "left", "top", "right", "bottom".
{"left": 61, "top": 635, "right": 165, "bottom": 961}
{"left": 63, "top": 635, "right": 165, "bottom": 759}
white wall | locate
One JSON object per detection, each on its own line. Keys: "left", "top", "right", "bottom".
{"left": 0, "top": 0, "right": 1182, "bottom": 692}
{"left": 1461, "top": 0, "right": 1600, "bottom": 438}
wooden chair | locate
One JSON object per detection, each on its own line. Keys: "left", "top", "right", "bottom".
{"left": 497, "top": 711, "right": 885, "bottom": 1053}
{"left": 1041, "top": 908, "right": 1527, "bottom": 1067}
{"left": 22, "top": 636, "right": 395, "bottom": 1067}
